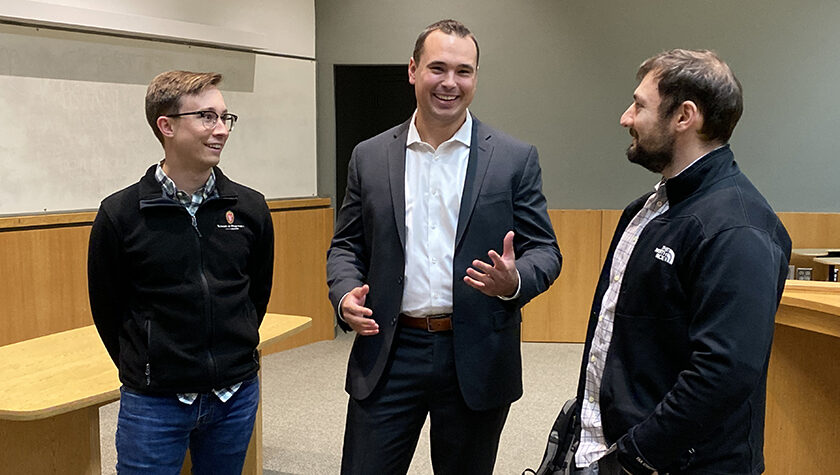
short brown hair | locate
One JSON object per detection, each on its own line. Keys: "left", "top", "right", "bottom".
{"left": 412, "top": 19, "right": 479, "bottom": 66}
{"left": 145, "top": 71, "right": 222, "bottom": 145}
{"left": 637, "top": 49, "right": 743, "bottom": 143}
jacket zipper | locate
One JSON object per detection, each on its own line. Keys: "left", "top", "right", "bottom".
{"left": 191, "top": 214, "right": 202, "bottom": 237}
{"left": 145, "top": 319, "right": 152, "bottom": 386}
{"left": 193, "top": 206, "right": 217, "bottom": 386}
{"left": 137, "top": 194, "right": 233, "bottom": 388}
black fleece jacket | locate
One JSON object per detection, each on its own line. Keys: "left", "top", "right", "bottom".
{"left": 578, "top": 146, "right": 791, "bottom": 474}
{"left": 88, "top": 165, "right": 274, "bottom": 394}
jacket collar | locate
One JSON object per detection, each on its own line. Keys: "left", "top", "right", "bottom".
{"left": 664, "top": 144, "right": 738, "bottom": 206}
{"left": 138, "top": 164, "right": 238, "bottom": 204}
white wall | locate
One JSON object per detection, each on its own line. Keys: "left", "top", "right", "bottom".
{"left": 315, "top": 0, "right": 840, "bottom": 212}
{"left": 0, "top": 0, "right": 316, "bottom": 214}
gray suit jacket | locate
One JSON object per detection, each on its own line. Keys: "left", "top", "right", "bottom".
{"left": 327, "top": 116, "right": 561, "bottom": 410}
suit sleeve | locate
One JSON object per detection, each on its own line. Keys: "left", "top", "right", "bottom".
{"left": 248, "top": 200, "right": 274, "bottom": 325}
{"left": 511, "top": 145, "right": 562, "bottom": 306}
{"left": 326, "top": 148, "right": 368, "bottom": 331}
{"left": 617, "top": 226, "right": 787, "bottom": 472}
{"left": 87, "top": 207, "right": 126, "bottom": 367}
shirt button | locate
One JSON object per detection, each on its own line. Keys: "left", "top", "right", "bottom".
{"left": 590, "top": 355, "right": 596, "bottom": 362}
{"left": 613, "top": 274, "right": 620, "bottom": 282}
{"left": 589, "top": 396, "right": 595, "bottom": 403}
{"left": 598, "top": 315, "right": 603, "bottom": 322}
{"left": 431, "top": 258, "right": 437, "bottom": 264}
{"left": 657, "top": 201, "right": 663, "bottom": 207}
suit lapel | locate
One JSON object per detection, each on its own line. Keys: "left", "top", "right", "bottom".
{"left": 388, "top": 122, "right": 409, "bottom": 250}
{"left": 455, "top": 117, "right": 493, "bottom": 250}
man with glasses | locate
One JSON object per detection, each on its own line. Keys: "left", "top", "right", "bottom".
{"left": 88, "top": 70, "right": 274, "bottom": 474}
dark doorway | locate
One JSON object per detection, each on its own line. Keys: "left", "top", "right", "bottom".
{"left": 334, "top": 65, "right": 416, "bottom": 210}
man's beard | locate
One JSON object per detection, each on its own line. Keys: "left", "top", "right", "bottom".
{"left": 626, "top": 130, "right": 675, "bottom": 174}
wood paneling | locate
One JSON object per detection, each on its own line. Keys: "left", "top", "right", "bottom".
{"left": 766, "top": 323, "right": 840, "bottom": 474}
{"left": 266, "top": 198, "right": 330, "bottom": 212}
{"left": 0, "top": 406, "right": 100, "bottom": 475}
{"left": 521, "top": 210, "right": 603, "bottom": 342}
{"left": 777, "top": 212, "right": 840, "bottom": 247}
{"left": 0, "top": 199, "right": 335, "bottom": 352}
{"left": 264, "top": 206, "right": 335, "bottom": 352}
{"left": 600, "top": 210, "right": 622, "bottom": 263}
{"left": 0, "top": 226, "right": 93, "bottom": 345}
{"left": 4, "top": 208, "right": 839, "bottom": 348}
{"left": 778, "top": 212, "right": 840, "bottom": 282}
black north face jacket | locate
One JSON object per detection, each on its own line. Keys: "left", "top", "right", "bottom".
{"left": 577, "top": 146, "right": 791, "bottom": 474}
{"left": 88, "top": 165, "right": 274, "bottom": 394}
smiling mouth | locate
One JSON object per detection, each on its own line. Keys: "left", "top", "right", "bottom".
{"left": 206, "top": 144, "right": 223, "bottom": 150}
{"left": 434, "top": 93, "right": 458, "bottom": 102}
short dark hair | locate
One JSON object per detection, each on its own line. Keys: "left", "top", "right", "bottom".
{"left": 412, "top": 19, "right": 479, "bottom": 66}
{"left": 638, "top": 49, "right": 743, "bottom": 143}
{"left": 145, "top": 71, "right": 223, "bottom": 145}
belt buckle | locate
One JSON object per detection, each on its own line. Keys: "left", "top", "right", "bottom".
{"left": 425, "top": 314, "right": 448, "bottom": 332}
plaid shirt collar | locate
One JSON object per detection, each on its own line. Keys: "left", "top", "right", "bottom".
{"left": 155, "top": 162, "right": 218, "bottom": 216}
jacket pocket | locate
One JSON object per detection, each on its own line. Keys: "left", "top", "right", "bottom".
{"left": 144, "top": 318, "right": 152, "bottom": 387}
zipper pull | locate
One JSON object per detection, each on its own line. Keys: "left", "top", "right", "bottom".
{"left": 191, "top": 214, "right": 203, "bottom": 237}
{"left": 145, "top": 363, "right": 151, "bottom": 386}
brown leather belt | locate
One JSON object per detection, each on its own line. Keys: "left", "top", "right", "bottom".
{"left": 398, "top": 313, "right": 453, "bottom": 332}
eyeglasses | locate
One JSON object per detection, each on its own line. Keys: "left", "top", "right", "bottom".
{"left": 166, "top": 110, "right": 238, "bottom": 131}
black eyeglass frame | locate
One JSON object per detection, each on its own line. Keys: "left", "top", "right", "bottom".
{"left": 165, "top": 110, "right": 238, "bottom": 131}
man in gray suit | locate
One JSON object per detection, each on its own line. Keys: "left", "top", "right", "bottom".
{"left": 327, "top": 19, "right": 562, "bottom": 474}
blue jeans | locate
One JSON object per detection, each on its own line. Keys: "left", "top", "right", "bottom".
{"left": 115, "top": 375, "right": 259, "bottom": 475}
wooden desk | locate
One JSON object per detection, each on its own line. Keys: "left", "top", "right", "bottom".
{"left": 0, "top": 313, "right": 311, "bottom": 475}
{"left": 813, "top": 257, "right": 840, "bottom": 281}
{"left": 765, "top": 282, "right": 840, "bottom": 474}
{"left": 791, "top": 247, "right": 840, "bottom": 257}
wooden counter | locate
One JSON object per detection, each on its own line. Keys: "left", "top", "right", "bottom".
{"left": 0, "top": 313, "right": 311, "bottom": 475}
{"left": 765, "top": 281, "right": 840, "bottom": 474}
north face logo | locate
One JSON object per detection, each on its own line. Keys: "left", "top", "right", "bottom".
{"left": 654, "top": 246, "right": 675, "bottom": 265}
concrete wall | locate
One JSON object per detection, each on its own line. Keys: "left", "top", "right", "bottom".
{"left": 316, "top": 0, "right": 840, "bottom": 212}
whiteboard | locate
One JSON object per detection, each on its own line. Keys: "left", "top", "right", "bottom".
{"left": 0, "top": 23, "right": 316, "bottom": 215}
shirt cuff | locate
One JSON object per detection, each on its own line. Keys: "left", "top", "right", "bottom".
{"left": 616, "top": 432, "right": 657, "bottom": 475}
{"left": 497, "top": 269, "right": 521, "bottom": 301}
{"left": 337, "top": 292, "right": 349, "bottom": 322}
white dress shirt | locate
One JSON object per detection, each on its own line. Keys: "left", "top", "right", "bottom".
{"left": 400, "top": 112, "right": 472, "bottom": 316}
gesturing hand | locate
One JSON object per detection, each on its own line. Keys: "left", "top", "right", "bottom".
{"left": 340, "top": 284, "right": 379, "bottom": 336}
{"left": 464, "top": 230, "right": 519, "bottom": 297}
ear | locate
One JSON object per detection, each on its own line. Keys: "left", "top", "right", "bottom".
{"left": 156, "top": 116, "right": 176, "bottom": 138}
{"left": 674, "top": 100, "right": 702, "bottom": 134}
{"left": 408, "top": 57, "right": 417, "bottom": 85}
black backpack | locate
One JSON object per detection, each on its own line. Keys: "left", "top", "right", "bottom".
{"left": 523, "top": 398, "right": 580, "bottom": 475}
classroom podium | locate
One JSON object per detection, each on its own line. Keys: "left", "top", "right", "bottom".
{"left": 0, "top": 313, "right": 311, "bottom": 475}
{"left": 765, "top": 281, "right": 840, "bottom": 474}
